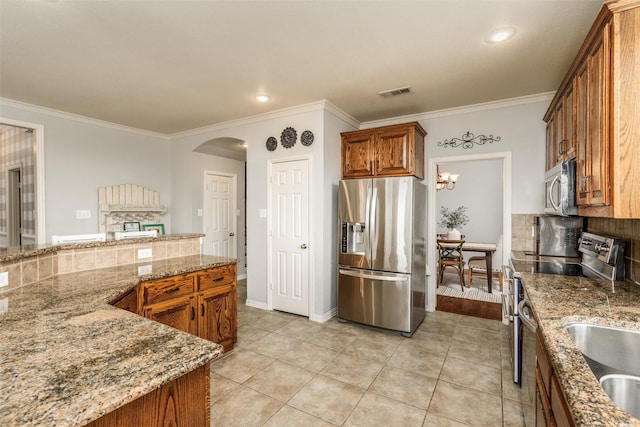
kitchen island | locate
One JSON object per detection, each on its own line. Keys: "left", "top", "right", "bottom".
{"left": 519, "top": 268, "right": 640, "bottom": 426}
{"left": 0, "top": 238, "right": 236, "bottom": 426}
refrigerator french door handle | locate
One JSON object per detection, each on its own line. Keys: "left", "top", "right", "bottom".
{"left": 339, "top": 269, "right": 408, "bottom": 282}
{"left": 364, "top": 181, "right": 373, "bottom": 266}
{"left": 369, "top": 185, "right": 378, "bottom": 265}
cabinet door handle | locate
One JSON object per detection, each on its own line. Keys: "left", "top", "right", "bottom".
{"left": 166, "top": 287, "right": 180, "bottom": 294}
{"left": 191, "top": 306, "right": 195, "bottom": 320}
{"left": 212, "top": 276, "right": 224, "bottom": 282}
{"left": 201, "top": 303, "right": 205, "bottom": 316}
{"left": 558, "top": 140, "right": 564, "bottom": 155}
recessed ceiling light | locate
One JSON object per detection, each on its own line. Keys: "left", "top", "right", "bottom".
{"left": 255, "top": 94, "right": 271, "bottom": 102}
{"left": 485, "top": 27, "right": 517, "bottom": 43}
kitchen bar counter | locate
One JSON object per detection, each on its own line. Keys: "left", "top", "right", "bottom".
{"left": 0, "top": 254, "right": 236, "bottom": 426}
{"left": 519, "top": 270, "right": 640, "bottom": 426}
{"left": 0, "top": 233, "right": 203, "bottom": 263}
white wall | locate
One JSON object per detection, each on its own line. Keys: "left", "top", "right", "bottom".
{"left": 0, "top": 100, "right": 171, "bottom": 241}
{"left": 320, "top": 108, "right": 357, "bottom": 317}
{"left": 170, "top": 101, "right": 358, "bottom": 320}
{"left": 363, "top": 94, "right": 551, "bottom": 214}
{"left": 436, "top": 158, "right": 503, "bottom": 243}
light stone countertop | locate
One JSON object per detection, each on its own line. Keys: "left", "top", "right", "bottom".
{"left": 0, "top": 254, "right": 236, "bottom": 427}
{"left": 518, "top": 269, "right": 640, "bottom": 426}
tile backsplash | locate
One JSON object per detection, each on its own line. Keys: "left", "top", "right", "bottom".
{"left": 511, "top": 214, "right": 537, "bottom": 254}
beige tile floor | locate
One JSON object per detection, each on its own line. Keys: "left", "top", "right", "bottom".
{"left": 210, "top": 280, "right": 525, "bottom": 426}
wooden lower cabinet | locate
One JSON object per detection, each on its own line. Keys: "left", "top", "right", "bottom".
{"left": 197, "top": 284, "right": 237, "bottom": 352}
{"left": 110, "top": 287, "right": 137, "bottom": 313}
{"left": 536, "top": 331, "right": 574, "bottom": 427}
{"left": 143, "top": 296, "right": 197, "bottom": 335}
{"left": 138, "top": 264, "right": 237, "bottom": 352}
{"left": 85, "top": 363, "right": 210, "bottom": 427}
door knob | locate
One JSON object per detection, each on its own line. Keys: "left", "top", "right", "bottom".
{"left": 301, "top": 244, "right": 308, "bottom": 249}
{"left": 229, "top": 232, "right": 235, "bottom": 237}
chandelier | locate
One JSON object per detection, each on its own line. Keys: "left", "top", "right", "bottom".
{"left": 436, "top": 165, "right": 459, "bottom": 191}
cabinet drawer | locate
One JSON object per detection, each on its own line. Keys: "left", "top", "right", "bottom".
{"left": 198, "top": 265, "right": 236, "bottom": 292}
{"left": 142, "top": 275, "right": 195, "bottom": 306}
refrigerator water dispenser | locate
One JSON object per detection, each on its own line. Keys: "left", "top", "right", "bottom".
{"left": 341, "top": 222, "right": 366, "bottom": 254}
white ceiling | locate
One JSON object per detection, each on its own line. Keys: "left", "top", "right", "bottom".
{"left": 0, "top": 0, "right": 604, "bottom": 135}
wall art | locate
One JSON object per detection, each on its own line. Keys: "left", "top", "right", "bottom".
{"left": 281, "top": 127, "right": 297, "bottom": 149}
{"left": 266, "top": 136, "right": 277, "bottom": 151}
{"left": 301, "top": 130, "right": 314, "bottom": 146}
{"left": 437, "top": 131, "right": 501, "bottom": 149}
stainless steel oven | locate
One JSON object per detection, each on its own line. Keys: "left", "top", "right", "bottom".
{"left": 503, "top": 260, "right": 522, "bottom": 384}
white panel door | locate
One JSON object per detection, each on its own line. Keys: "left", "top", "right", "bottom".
{"left": 204, "top": 173, "right": 236, "bottom": 257}
{"left": 270, "top": 159, "right": 310, "bottom": 316}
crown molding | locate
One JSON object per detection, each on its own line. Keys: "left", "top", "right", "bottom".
{"left": 170, "top": 99, "right": 359, "bottom": 139}
{"left": 360, "top": 91, "right": 556, "bottom": 129}
{"left": 0, "top": 97, "right": 170, "bottom": 140}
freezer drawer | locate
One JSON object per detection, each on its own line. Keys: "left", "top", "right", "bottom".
{"left": 337, "top": 268, "right": 412, "bottom": 333}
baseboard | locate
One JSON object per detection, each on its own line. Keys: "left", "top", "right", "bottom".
{"left": 237, "top": 273, "right": 247, "bottom": 280}
{"left": 310, "top": 307, "right": 337, "bottom": 323}
{"left": 245, "top": 299, "right": 270, "bottom": 311}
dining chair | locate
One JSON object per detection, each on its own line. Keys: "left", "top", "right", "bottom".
{"left": 437, "top": 238, "right": 466, "bottom": 290}
{"left": 468, "top": 257, "right": 503, "bottom": 292}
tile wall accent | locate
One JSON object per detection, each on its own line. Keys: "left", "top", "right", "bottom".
{"left": 586, "top": 218, "right": 640, "bottom": 284}
{"left": 0, "top": 237, "right": 201, "bottom": 291}
{"left": 511, "top": 214, "right": 537, "bottom": 253}
{"left": 0, "top": 253, "right": 57, "bottom": 292}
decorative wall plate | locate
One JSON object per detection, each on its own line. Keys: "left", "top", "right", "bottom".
{"left": 301, "top": 130, "right": 314, "bottom": 146}
{"left": 266, "top": 136, "right": 277, "bottom": 151}
{"left": 281, "top": 127, "right": 297, "bottom": 149}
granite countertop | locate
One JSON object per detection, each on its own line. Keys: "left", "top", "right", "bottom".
{"left": 519, "top": 270, "right": 640, "bottom": 426}
{"left": 0, "top": 233, "right": 204, "bottom": 263}
{"left": 0, "top": 254, "right": 236, "bottom": 427}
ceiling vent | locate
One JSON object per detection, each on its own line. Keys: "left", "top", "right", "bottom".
{"left": 378, "top": 86, "right": 413, "bottom": 98}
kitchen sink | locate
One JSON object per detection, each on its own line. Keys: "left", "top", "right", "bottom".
{"left": 565, "top": 323, "right": 640, "bottom": 378}
{"left": 600, "top": 375, "right": 640, "bottom": 420}
{"left": 565, "top": 323, "right": 640, "bottom": 419}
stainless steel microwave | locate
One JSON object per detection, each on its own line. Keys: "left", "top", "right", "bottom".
{"left": 544, "top": 159, "right": 577, "bottom": 216}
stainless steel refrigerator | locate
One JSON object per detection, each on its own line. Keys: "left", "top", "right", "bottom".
{"left": 337, "top": 176, "right": 426, "bottom": 336}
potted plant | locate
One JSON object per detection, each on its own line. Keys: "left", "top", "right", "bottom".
{"left": 438, "top": 206, "right": 469, "bottom": 240}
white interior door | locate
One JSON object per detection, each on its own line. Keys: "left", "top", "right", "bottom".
{"left": 270, "top": 158, "right": 310, "bottom": 316}
{"left": 204, "top": 173, "right": 236, "bottom": 257}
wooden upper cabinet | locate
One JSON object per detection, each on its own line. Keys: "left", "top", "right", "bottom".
{"left": 575, "top": 61, "right": 589, "bottom": 207}
{"left": 561, "top": 86, "right": 576, "bottom": 160}
{"left": 341, "top": 122, "right": 426, "bottom": 179}
{"left": 544, "top": 1, "right": 640, "bottom": 218}
{"left": 341, "top": 132, "right": 375, "bottom": 178}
